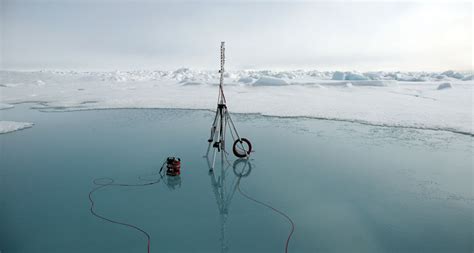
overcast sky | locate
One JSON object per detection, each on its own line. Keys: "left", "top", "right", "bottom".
{"left": 1, "top": 0, "right": 472, "bottom": 71}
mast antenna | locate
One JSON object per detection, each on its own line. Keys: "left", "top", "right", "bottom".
{"left": 205, "top": 42, "right": 252, "bottom": 171}
{"left": 218, "top": 42, "right": 226, "bottom": 105}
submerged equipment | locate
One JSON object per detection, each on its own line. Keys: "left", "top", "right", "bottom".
{"left": 206, "top": 42, "right": 252, "bottom": 170}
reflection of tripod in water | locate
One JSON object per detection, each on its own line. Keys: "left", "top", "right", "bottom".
{"left": 206, "top": 42, "right": 252, "bottom": 171}
{"left": 206, "top": 154, "right": 252, "bottom": 253}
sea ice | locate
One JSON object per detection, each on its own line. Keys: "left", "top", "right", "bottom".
{"left": 345, "top": 72, "right": 369, "bottom": 81}
{"left": 0, "top": 121, "right": 34, "bottom": 134}
{"left": 442, "top": 70, "right": 464, "bottom": 80}
{"left": 237, "top": 77, "right": 254, "bottom": 84}
{"left": 0, "top": 103, "right": 14, "bottom": 110}
{"left": 437, "top": 82, "right": 453, "bottom": 90}
{"left": 332, "top": 71, "right": 345, "bottom": 80}
{"left": 462, "top": 75, "right": 472, "bottom": 81}
{"left": 253, "top": 76, "right": 288, "bottom": 86}
{"left": 0, "top": 69, "right": 472, "bottom": 135}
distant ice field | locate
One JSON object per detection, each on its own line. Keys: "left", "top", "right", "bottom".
{"left": 0, "top": 69, "right": 472, "bottom": 135}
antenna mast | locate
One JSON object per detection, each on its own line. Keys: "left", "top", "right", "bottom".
{"left": 218, "top": 42, "right": 226, "bottom": 105}
{"left": 206, "top": 42, "right": 252, "bottom": 170}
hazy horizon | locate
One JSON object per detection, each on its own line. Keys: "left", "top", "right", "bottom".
{"left": 0, "top": 67, "right": 472, "bottom": 73}
{"left": 1, "top": 1, "right": 472, "bottom": 72}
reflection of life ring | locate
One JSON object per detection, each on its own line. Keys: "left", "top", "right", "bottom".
{"left": 233, "top": 159, "right": 252, "bottom": 177}
{"left": 232, "top": 138, "right": 252, "bottom": 158}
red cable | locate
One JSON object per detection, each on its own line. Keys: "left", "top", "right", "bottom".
{"left": 88, "top": 177, "right": 160, "bottom": 253}
{"left": 237, "top": 182, "right": 295, "bottom": 253}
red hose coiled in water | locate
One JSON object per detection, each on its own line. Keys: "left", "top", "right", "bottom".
{"left": 231, "top": 157, "right": 294, "bottom": 253}
{"left": 237, "top": 181, "right": 295, "bottom": 253}
{"left": 88, "top": 177, "right": 160, "bottom": 253}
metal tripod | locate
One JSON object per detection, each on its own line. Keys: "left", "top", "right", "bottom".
{"left": 206, "top": 42, "right": 249, "bottom": 171}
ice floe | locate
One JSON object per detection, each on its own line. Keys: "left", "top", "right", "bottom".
{"left": 437, "top": 82, "right": 453, "bottom": 90}
{"left": 0, "top": 121, "right": 34, "bottom": 134}
{"left": 0, "top": 103, "right": 14, "bottom": 110}
{"left": 0, "top": 69, "right": 472, "bottom": 135}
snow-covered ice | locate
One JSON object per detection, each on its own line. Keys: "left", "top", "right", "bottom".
{"left": 0, "top": 103, "right": 14, "bottom": 110}
{"left": 0, "top": 69, "right": 472, "bottom": 135}
{"left": 0, "top": 121, "right": 34, "bottom": 134}
{"left": 253, "top": 76, "right": 289, "bottom": 86}
{"left": 332, "top": 71, "right": 345, "bottom": 80}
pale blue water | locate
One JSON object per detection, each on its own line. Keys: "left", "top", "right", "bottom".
{"left": 1, "top": 104, "right": 473, "bottom": 253}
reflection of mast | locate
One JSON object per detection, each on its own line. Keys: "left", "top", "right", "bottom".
{"left": 206, "top": 153, "right": 252, "bottom": 253}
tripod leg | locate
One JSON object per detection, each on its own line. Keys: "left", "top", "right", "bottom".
{"left": 223, "top": 109, "right": 229, "bottom": 152}
{"left": 219, "top": 108, "right": 224, "bottom": 145}
{"left": 208, "top": 109, "right": 220, "bottom": 142}
{"left": 209, "top": 107, "right": 224, "bottom": 170}
{"left": 206, "top": 128, "right": 217, "bottom": 157}
{"left": 210, "top": 145, "right": 218, "bottom": 171}
{"left": 205, "top": 132, "right": 215, "bottom": 157}
{"left": 218, "top": 108, "right": 228, "bottom": 154}
{"left": 206, "top": 110, "right": 221, "bottom": 157}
